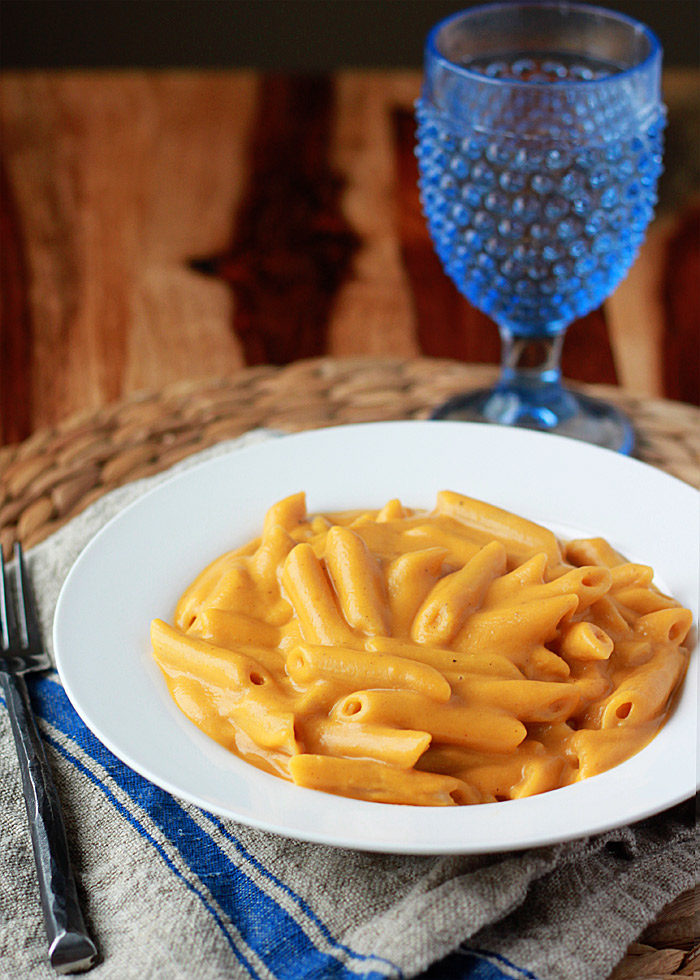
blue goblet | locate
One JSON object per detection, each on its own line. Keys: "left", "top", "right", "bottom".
{"left": 416, "top": 1, "right": 665, "bottom": 452}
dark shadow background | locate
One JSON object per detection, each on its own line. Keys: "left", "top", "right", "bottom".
{"left": 1, "top": 0, "right": 699, "bottom": 70}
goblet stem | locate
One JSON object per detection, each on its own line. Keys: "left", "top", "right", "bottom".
{"left": 431, "top": 326, "right": 635, "bottom": 453}
{"left": 500, "top": 331, "right": 565, "bottom": 387}
{"left": 491, "top": 329, "right": 577, "bottom": 428}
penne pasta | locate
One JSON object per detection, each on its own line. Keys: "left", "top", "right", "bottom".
{"left": 286, "top": 643, "right": 451, "bottom": 702}
{"left": 559, "top": 622, "right": 614, "bottom": 662}
{"left": 193, "top": 608, "right": 281, "bottom": 649}
{"left": 403, "top": 523, "right": 482, "bottom": 567}
{"left": 151, "top": 618, "right": 275, "bottom": 693}
{"left": 612, "top": 638, "right": 653, "bottom": 666}
{"left": 454, "top": 593, "right": 579, "bottom": 658}
{"left": 152, "top": 491, "right": 693, "bottom": 807}
{"left": 510, "top": 565, "right": 612, "bottom": 615}
{"left": 386, "top": 547, "right": 448, "bottom": 638}
{"left": 366, "top": 635, "right": 524, "bottom": 678}
{"left": 263, "top": 492, "right": 307, "bottom": 535}
{"left": 216, "top": 691, "right": 300, "bottom": 755}
{"left": 615, "top": 587, "right": 683, "bottom": 617}
{"left": 411, "top": 541, "right": 506, "bottom": 645}
{"left": 436, "top": 490, "right": 563, "bottom": 568}
{"left": 300, "top": 719, "right": 430, "bottom": 769}
{"left": 174, "top": 550, "right": 244, "bottom": 631}
{"left": 376, "top": 498, "right": 408, "bottom": 522}
{"left": 565, "top": 537, "right": 625, "bottom": 569}
{"left": 608, "top": 563, "right": 655, "bottom": 591}
{"left": 332, "top": 689, "right": 527, "bottom": 753}
{"left": 482, "top": 552, "right": 549, "bottom": 605}
{"left": 590, "top": 645, "right": 688, "bottom": 729}
{"left": 324, "top": 526, "right": 389, "bottom": 636}
{"left": 455, "top": 677, "right": 580, "bottom": 724}
{"left": 252, "top": 523, "right": 297, "bottom": 581}
{"left": 523, "top": 644, "right": 571, "bottom": 680}
{"left": 568, "top": 661, "right": 614, "bottom": 711}
{"left": 634, "top": 607, "right": 693, "bottom": 646}
{"left": 289, "top": 754, "right": 478, "bottom": 805}
{"left": 281, "top": 543, "right": 357, "bottom": 646}
{"left": 568, "top": 724, "right": 663, "bottom": 780}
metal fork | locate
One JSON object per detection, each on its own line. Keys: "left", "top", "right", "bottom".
{"left": 1, "top": 543, "right": 98, "bottom": 974}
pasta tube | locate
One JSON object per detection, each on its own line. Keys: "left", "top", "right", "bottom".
{"left": 559, "top": 622, "right": 614, "bottom": 662}
{"left": 524, "top": 645, "right": 570, "bottom": 681}
{"left": 252, "top": 523, "right": 297, "bottom": 580}
{"left": 403, "top": 524, "right": 482, "bottom": 567}
{"left": 300, "top": 719, "right": 430, "bottom": 769}
{"left": 615, "top": 588, "right": 683, "bottom": 617}
{"left": 281, "top": 543, "right": 356, "bottom": 645}
{"left": 435, "top": 490, "right": 562, "bottom": 568}
{"left": 174, "top": 550, "right": 242, "bottom": 630}
{"left": 216, "top": 691, "right": 300, "bottom": 754}
{"left": 608, "top": 563, "right": 654, "bottom": 591}
{"left": 417, "top": 740, "right": 567, "bottom": 801}
{"left": 366, "top": 636, "right": 524, "bottom": 679}
{"left": 376, "top": 498, "right": 408, "bottom": 522}
{"left": 587, "top": 645, "right": 688, "bottom": 729}
{"left": 386, "top": 547, "right": 448, "bottom": 638}
{"left": 569, "top": 724, "right": 662, "bottom": 780}
{"left": 332, "top": 690, "right": 527, "bottom": 753}
{"left": 565, "top": 537, "right": 625, "bottom": 568}
{"left": 324, "top": 526, "right": 388, "bottom": 635}
{"left": 569, "top": 661, "right": 613, "bottom": 708}
{"left": 263, "top": 492, "right": 307, "bottom": 535}
{"left": 194, "top": 608, "right": 281, "bottom": 649}
{"left": 455, "top": 594, "right": 579, "bottom": 657}
{"left": 151, "top": 620, "right": 299, "bottom": 754}
{"left": 612, "top": 639, "right": 653, "bottom": 666}
{"left": 289, "top": 755, "right": 477, "bottom": 805}
{"left": 151, "top": 618, "right": 274, "bottom": 692}
{"left": 511, "top": 565, "right": 612, "bottom": 616}
{"left": 455, "top": 677, "right": 580, "bottom": 724}
{"left": 411, "top": 541, "right": 506, "bottom": 645}
{"left": 286, "top": 643, "right": 451, "bottom": 702}
{"left": 483, "top": 552, "right": 549, "bottom": 604}
{"left": 634, "top": 608, "right": 693, "bottom": 646}
{"left": 587, "top": 596, "right": 632, "bottom": 639}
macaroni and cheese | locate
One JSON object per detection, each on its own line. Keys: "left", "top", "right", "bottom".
{"left": 151, "top": 492, "right": 693, "bottom": 806}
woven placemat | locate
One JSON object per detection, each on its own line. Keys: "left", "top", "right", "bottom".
{"left": 1, "top": 357, "right": 698, "bottom": 559}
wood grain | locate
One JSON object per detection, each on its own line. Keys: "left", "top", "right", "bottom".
{"left": 0, "top": 68, "right": 697, "bottom": 447}
{"left": 192, "top": 74, "right": 360, "bottom": 364}
{"left": 0, "top": 157, "right": 33, "bottom": 444}
{"left": 663, "top": 206, "right": 700, "bottom": 405}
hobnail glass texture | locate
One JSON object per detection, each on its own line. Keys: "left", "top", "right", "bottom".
{"left": 416, "top": 2, "right": 665, "bottom": 451}
{"left": 417, "top": 74, "right": 664, "bottom": 337}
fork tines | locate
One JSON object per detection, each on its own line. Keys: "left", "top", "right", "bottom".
{"left": 0, "top": 543, "right": 51, "bottom": 675}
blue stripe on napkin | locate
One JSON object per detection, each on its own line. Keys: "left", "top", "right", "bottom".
{"left": 4, "top": 675, "right": 530, "bottom": 980}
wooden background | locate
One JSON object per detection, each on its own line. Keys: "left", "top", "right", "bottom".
{"left": 1, "top": 68, "right": 698, "bottom": 448}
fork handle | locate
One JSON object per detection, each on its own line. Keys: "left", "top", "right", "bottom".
{"left": 1, "top": 670, "right": 98, "bottom": 974}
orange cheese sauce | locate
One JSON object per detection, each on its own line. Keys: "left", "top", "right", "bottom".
{"left": 151, "top": 492, "right": 692, "bottom": 806}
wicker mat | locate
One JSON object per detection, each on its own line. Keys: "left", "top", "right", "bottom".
{"left": 0, "top": 356, "right": 697, "bottom": 978}
{"left": 1, "top": 358, "right": 698, "bottom": 558}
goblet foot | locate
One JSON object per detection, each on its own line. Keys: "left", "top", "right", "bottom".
{"left": 431, "top": 382, "right": 635, "bottom": 454}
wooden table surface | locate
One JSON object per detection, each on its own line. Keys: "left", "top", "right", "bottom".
{"left": 0, "top": 69, "right": 698, "bottom": 446}
{"left": 0, "top": 70, "right": 698, "bottom": 979}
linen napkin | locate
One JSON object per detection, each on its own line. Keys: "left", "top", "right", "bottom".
{"left": 0, "top": 431, "right": 696, "bottom": 980}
